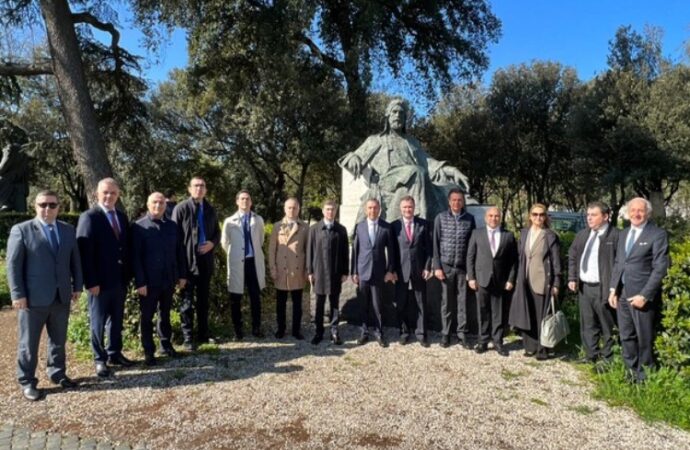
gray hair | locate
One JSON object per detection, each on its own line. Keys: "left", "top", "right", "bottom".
{"left": 627, "top": 197, "right": 652, "bottom": 215}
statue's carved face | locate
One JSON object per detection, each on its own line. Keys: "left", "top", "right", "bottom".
{"left": 387, "top": 104, "right": 406, "bottom": 132}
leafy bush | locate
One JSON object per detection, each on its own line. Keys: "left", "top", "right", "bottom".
{"left": 656, "top": 237, "right": 690, "bottom": 378}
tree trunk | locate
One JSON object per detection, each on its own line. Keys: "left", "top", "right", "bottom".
{"left": 649, "top": 190, "right": 666, "bottom": 219}
{"left": 39, "top": 0, "right": 113, "bottom": 205}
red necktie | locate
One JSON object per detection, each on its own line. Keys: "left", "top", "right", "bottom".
{"left": 405, "top": 221, "right": 412, "bottom": 242}
{"left": 108, "top": 210, "right": 120, "bottom": 240}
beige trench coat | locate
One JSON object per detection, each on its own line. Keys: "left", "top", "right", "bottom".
{"left": 268, "top": 218, "right": 308, "bottom": 291}
{"left": 221, "top": 211, "right": 266, "bottom": 294}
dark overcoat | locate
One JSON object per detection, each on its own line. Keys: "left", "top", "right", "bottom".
{"left": 306, "top": 220, "right": 349, "bottom": 295}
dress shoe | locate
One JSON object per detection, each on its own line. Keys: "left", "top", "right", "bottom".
{"left": 536, "top": 351, "right": 549, "bottom": 361}
{"left": 144, "top": 354, "right": 157, "bottom": 366}
{"left": 475, "top": 343, "right": 488, "bottom": 354}
{"left": 356, "top": 335, "right": 369, "bottom": 346}
{"left": 576, "top": 356, "right": 596, "bottom": 365}
{"left": 232, "top": 332, "right": 244, "bottom": 342}
{"left": 162, "top": 347, "right": 179, "bottom": 358}
{"left": 523, "top": 350, "right": 536, "bottom": 357}
{"left": 376, "top": 336, "right": 389, "bottom": 348}
{"left": 53, "top": 376, "right": 78, "bottom": 389}
{"left": 183, "top": 340, "right": 195, "bottom": 351}
{"left": 22, "top": 385, "right": 41, "bottom": 401}
{"left": 274, "top": 330, "right": 285, "bottom": 339}
{"left": 420, "top": 339, "right": 430, "bottom": 348}
{"left": 95, "top": 362, "right": 111, "bottom": 378}
{"left": 399, "top": 335, "right": 409, "bottom": 345}
{"left": 108, "top": 353, "right": 134, "bottom": 367}
{"left": 311, "top": 335, "right": 323, "bottom": 345}
{"left": 292, "top": 332, "right": 305, "bottom": 340}
{"left": 252, "top": 329, "right": 265, "bottom": 339}
{"left": 459, "top": 337, "right": 472, "bottom": 350}
{"left": 440, "top": 335, "right": 450, "bottom": 348}
{"left": 494, "top": 345, "right": 509, "bottom": 357}
{"left": 331, "top": 334, "right": 343, "bottom": 345}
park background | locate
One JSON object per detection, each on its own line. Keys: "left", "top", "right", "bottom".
{"left": 0, "top": 0, "right": 690, "bottom": 445}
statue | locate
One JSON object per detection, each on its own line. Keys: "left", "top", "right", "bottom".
{"left": 338, "top": 98, "right": 470, "bottom": 223}
{"left": 0, "top": 120, "right": 30, "bottom": 212}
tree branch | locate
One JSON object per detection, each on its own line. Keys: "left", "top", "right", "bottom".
{"left": 293, "top": 32, "right": 346, "bottom": 72}
{"left": 0, "top": 61, "right": 53, "bottom": 76}
{"left": 71, "top": 11, "right": 122, "bottom": 71}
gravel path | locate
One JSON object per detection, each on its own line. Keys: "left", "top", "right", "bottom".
{"left": 1, "top": 308, "right": 689, "bottom": 449}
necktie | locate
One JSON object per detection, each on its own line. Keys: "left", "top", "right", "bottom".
{"left": 490, "top": 229, "right": 497, "bottom": 256}
{"left": 108, "top": 210, "right": 120, "bottom": 240}
{"left": 48, "top": 224, "right": 59, "bottom": 253}
{"left": 369, "top": 222, "right": 376, "bottom": 245}
{"left": 581, "top": 231, "right": 597, "bottom": 273}
{"left": 197, "top": 204, "right": 207, "bottom": 244}
{"left": 626, "top": 229, "right": 637, "bottom": 257}
{"left": 405, "top": 221, "right": 412, "bottom": 242}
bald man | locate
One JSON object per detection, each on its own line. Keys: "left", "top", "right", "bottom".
{"left": 609, "top": 197, "right": 669, "bottom": 383}
{"left": 132, "top": 193, "right": 188, "bottom": 365}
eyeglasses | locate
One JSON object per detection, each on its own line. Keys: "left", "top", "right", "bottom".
{"left": 37, "top": 202, "right": 59, "bottom": 209}
{"left": 531, "top": 212, "right": 546, "bottom": 217}
{"left": 191, "top": 183, "right": 206, "bottom": 188}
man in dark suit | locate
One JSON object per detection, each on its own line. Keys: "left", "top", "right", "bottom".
{"left": 467, "top": 206, "right": 517, "bottom": 356}
{"left": 172, "top": 176, "right": 220, "bottom": 350}
{"left": 568, "top": 201, "right": 619, "bottom": 365}
{"left": 609, "top": 197, "right": 669, "bottom": 383}
{"left": 132, "top": 192, "right": 188, "bottom": 366}
{"left": 307, "top": 199, "right": 349, "bottom": 345}
{"left": 7, "top": 190, "right": 83, "bottom": 401}
{"left": 351, "top": 198, "right": 396, "bottom": 347}
{"left": 433, "top": 188, "right": 476, "bottom": 348}
{"left": 392, "top": 195, "right": 432, "bottom": 347}
{"left": 77, "top": 178, "right": 132, "bottom": 377}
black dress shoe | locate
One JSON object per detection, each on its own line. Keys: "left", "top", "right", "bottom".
{"left": 22, "top": 385, "right": 41, "bottom": 401}
{"left": 108, "top": 354, "right": 134, "bottom": 367}
{"left": 292, "top": 332, "right": 305, "bottom": 340}
{"left": 420, "top": 339, "right": 430, "bottom": 348}
{"left": 536, "top": 351, "right": 549, "bottom": 361}
{"left": 475, "top": 343, "right": 488, "bottom": 354}
{"left": 495, "top": 345, "right": 509, "bottom": 357}
{"left": 232, "top": 332, "right": 243, "bottom": 342}
{"left": 274, "top": 330, "right": 285, "bottom": 339}
{"left": 311, "top": 335, "right": 323, "bottom": 345}
{"left": 356, "top": 335, "right": 369, "bottom": 346}
{"left": 376, "top": 336, "right": 389, "bottom": 348}
{"left": 331, "top": 334, "right": 343, "bottom": 345}
{"left": 144, "top": 354, "right": 157, "bottom": 366}
{"left": 399, "top": 335, "right": 409, "bottom": 345}
{"left": 95, "top": 362, "right": 111, "bottom": 378}
{"left": 53, "top": 376, "right": 78, "bottom": 389}
{"left": 440, "top": 335, "right": 450, "bottom": 348}
{"left": 252, "top": 329, "right": 265, "bottom": 339}
{"left": 459, "top": 338, "right": 472, "bottom": 350}
{"left": 162, "top": 347, "right": 179, "bottom": 358}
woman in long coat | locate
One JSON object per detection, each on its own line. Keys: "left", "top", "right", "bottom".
{"left": 509, "top": 203, "right": 561, "bottom": 360}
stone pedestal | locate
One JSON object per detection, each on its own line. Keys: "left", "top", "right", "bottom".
{"left": 340, "top": 168, "right": 368, "bottom": 237}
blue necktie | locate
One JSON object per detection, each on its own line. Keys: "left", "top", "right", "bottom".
{"left": 48, "top": 224, "right": 59, "bottom": 254}
{"left": 197, "top": 203, "right": 207, "bottom": 245}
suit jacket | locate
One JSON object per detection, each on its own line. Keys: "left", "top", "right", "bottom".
{"left": 392, "top": 217, "right": 432, "bottom": 283}
{"left": 351, "top": 219, "right": 395, "bottom": 283}
{"left": 171, "top": 197, "right": 220, "bottom": 276}
{"left": 131, "top": 214, "right": 187, "bottom": 290}
{"left": 466, "top": 227, "right": 518, "bottom": 289}
{"left": 568, "top": 224, "right": 619, "bottom": 301}
{"left": 307, "top": 220, "right": 349, "bottom": 296}
{"left": 6, "top": 218, "right": 83, "bottom": 307}
{"left": 76, "top": 206, "right": 130, "bottom": 290}
{"left": 221, "top": 211, "right": 266, "bottom": 294}
{"left": 268, "top": 218, "right": 309, "bottom": 291}
{"left": 610, "top": 222, "right": 669, "bottom": 302}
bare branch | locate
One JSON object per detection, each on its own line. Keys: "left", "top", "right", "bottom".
{"left": 71, "top": 11, "right": 122, "bottom": 71}
{"left": 0, "top": 61, "right": 52, "bottom": 76}
{"left": 293, "top": 32, "right": 346, "bottom": 73}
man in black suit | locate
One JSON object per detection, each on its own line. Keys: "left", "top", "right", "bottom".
{"left": 76, "top": 178, "right": 132, "bottom": 377}
{"left": 307, "top": 199, "right": 349, "bottom": 345}
{"left": 433, "top": 188, "right": 476, "bottom": 348}
{"left": 609, "top": 197, "right": 669, "bottom": 383}
{"left": 568, "top": 201, "right": 619, "bottom": 365}
{"left": 7, "top": 190, "right": 83, "bottom": 400}
{"left": 172, "top": 176, "right": 220, "bottom": 350}
{"left": 467, "top": 206, "right": 517, "bottom": 356}
{"left": 351, "top": 198, "right": 396, "bottom": 347}
{"left": 132, "top": 192, "right": 188, "bottom": 366}
{"left": 392, "top": 195, "right": 432, "bottom": 347}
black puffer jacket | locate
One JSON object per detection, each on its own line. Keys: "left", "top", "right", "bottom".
{"left": 432, "top": 209, "right": 476, "bottom": 272}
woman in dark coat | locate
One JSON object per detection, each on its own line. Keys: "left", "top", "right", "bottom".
{"left": 509, "top": 203, "right": 561, "bottom": 360}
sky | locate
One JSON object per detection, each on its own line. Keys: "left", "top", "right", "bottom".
{"left": 109, "top": 0, "right": 690, "bottom": 93}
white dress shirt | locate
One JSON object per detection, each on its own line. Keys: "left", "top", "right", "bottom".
{"left": 579, "top": 224, "right": 608, "bottom": 283}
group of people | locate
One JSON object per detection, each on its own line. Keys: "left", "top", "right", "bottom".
{"left": 7, "top": 175, "right": 668, "bottom": 402}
